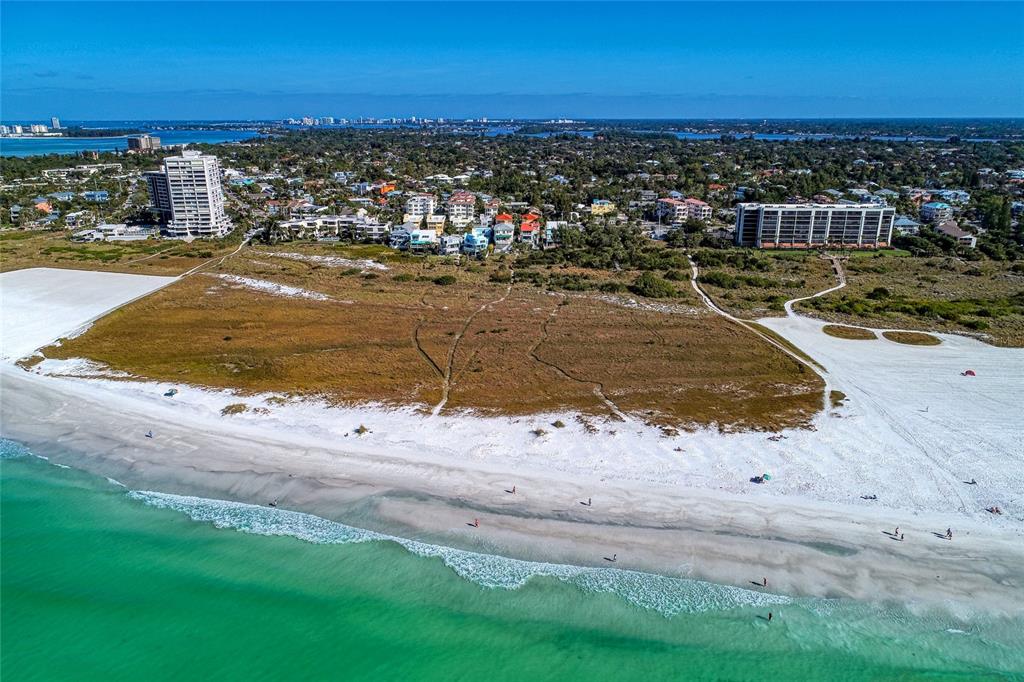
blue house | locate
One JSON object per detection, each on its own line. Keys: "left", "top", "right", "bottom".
{"left": 82, "top": 191, "right": 109, "bottom": 203}
{"left": 462, "top": 227, "right": 491, "bottom": 256}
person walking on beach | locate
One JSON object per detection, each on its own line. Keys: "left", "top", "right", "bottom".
{"left": 900, "top": 533, "right": 904, "bottom": 541}
{"left": 512, "top": 485, "right": 516, "bottom": 495}
{"left": 768, "top": 612, "right": 773, "bottom": 623}
{"left": 895, "top": 526, "right": 899, "bottom": 536}
{"left": 946, "top": 528, "right": 952, "bottom": 540}
{"left": 473, "top": 518, "right": 479, "bottom": 528}
{"left": 763, "top": 577, "right": 767, "bottom": 587}
{"left": 587, "top": 497, "right": 592, "bottom": 506}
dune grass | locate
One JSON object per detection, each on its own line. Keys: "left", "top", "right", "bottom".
{"left": 881, "top": 331, "right": 942, "bottom": 346}
{"left": 43, "top": 254, "right": 825, "bottom": 432}
{"left": 822, "top": 325, "right": 877, "bottom": 341}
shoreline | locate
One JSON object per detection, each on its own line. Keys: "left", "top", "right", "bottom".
{"left": 3, "top": 363, "right": 1023, "bottom": 618}
{"left": 2, "top": 266, "right": 1022, "bottom": 620}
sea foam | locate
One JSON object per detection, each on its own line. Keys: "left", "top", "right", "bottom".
{"left": 128, "top": 489, "right": 791, "bottom": 617}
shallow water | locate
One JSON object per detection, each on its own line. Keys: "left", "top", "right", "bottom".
{"left": 2, "top": 440, "right": 1021, "bottom": 680}
{"left": 0, "top": 130, "right": 260, "bottom": 157}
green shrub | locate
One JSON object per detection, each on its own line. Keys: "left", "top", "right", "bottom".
{"left": 866, "top": 287, "right": 891, "bottom": 300}
{"left": 629, "top": 272, "right": 678, "bottom": 298}
{"left": 663, "top": 269, "right": 687, "bottom": 281}
{"left": 433, "top": 274, "right": 457, "bottom": 286}
{"left": 598, "top": 280, "right": 626, "bottom": 293}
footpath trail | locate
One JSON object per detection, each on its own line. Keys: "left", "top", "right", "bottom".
{"left": 179, "top": 237, "right": 250, "bottom": 277}
{"left": 430, "top": 280, "right": 515, "bottom": 417}
{"left": 686, "top": 254, "right": 839, "bottom": 376}
{"left": 783, "top": 255, "right": 847, "bottom": 316}
{"left": 527, "top": 294, "right": 630, "bottom": 422}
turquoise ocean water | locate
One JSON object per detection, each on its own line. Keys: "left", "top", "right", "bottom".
{"left": 2, "top": 439, "right": 1021, "bottom": 680}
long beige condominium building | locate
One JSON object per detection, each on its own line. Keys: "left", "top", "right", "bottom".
{"left": 735, "top": 203, "right": 895, "bottom": 248}
{"left": 149, "top": 150, "right": 232, "bottom": 238}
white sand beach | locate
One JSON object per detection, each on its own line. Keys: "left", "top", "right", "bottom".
{"left": 0, "top": 267, "right": 177, "bottom": 361}
{"left": 2, "top": 267, "right": 1022, "bottom": 615}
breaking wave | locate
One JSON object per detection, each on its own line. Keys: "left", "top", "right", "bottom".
{"left": 0, "top": 439, "right": 32, "bottom": 459}
{"left": 128, "top": 490, "right": 791, "bottom": 617}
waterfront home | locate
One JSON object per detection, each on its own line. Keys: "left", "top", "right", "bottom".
{"left": 590, "top": 199, "right": 617, "bottom": 216}
{"left": 408, "top": 229, "right": 438, "bottom": 253}
{"left": 389, "top": 224, "right": 413, "bottom": 250}
{"left": 462, "top": 228, "right": 490, "bottom": 256}
{"left": 352, "top": 219, "right": 390, "bottom": 242}
{"left": 544, "top": 220, "right": 566, "bottom": 248}
{"left": 518, "top": 220, "right": 539, "bottom": 246}
{"left": 426, "top": 214, "right": 447, "bottom": 235}
{"left": 439, "top": 234, "right": 463, "bottom": 255}
{"left": 493, "top": 220, "right": 515, "bottom": 252}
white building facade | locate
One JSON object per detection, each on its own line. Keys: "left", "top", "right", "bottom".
{"left": 404, "top": 193, "right": 437, "bottom": 219}
{"left": 153, "top": 151, "right": 233, "bottom": 238}
{"left": 735, "top": 203, "right": 895, "bottom": 248}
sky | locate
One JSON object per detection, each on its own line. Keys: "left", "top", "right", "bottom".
{"left": 2, "top": 1, "right": 1023, "bottom": 121}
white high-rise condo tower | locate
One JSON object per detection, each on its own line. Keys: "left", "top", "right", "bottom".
{"left": 154, "top": 150, "right": 233, "bottom": 238}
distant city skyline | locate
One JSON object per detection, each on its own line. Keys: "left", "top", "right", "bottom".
{"left": 2, "top": 1, "right": 1022, "bottom": 120}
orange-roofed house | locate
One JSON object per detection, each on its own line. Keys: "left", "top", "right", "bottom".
{"left": 518, "top": 219, "right": 539, "bottom": 246}
{"left": 684, "top": 198, "right": 712, "bottom": 222}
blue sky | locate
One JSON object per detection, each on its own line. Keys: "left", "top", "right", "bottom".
{"left": 2, "top": 1, "right": 1022, "bottom": 120}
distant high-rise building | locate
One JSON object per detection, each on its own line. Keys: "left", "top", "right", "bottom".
{"left": 50, "top": 117, "right": 61, "bottom": 129}
{"left": 147, "top": 150, "right": 232, "bottom": 238}
{"left": 322, "top": 116, "right": 335, "bottom": 125}
{"left": 128, "top": 134, "right": 161, "bottom": 152}
{"left": 29, "top": 124, "right": 48, "bottom": 133}
{"left": 0, "top": 125, "right": 9, "bottom": 136}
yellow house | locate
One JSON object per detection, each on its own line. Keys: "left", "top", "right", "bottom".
{"left": 590, "top": 199, "right": 616, "bottom": 216}
{"left": 426, "top": 214, "right": 447, "bottom": 235}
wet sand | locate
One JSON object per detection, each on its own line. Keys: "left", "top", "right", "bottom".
{"left": 3, "top": 364, "right": 1022, "bottom": 616}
